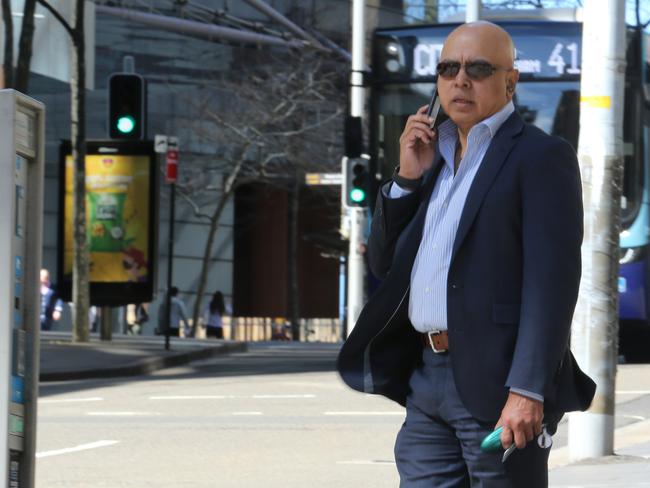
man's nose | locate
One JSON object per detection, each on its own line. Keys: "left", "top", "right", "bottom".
{"left": 453, "top": 66, "right": 472, "bottom": 87}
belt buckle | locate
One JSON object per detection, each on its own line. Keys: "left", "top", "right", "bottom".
{"left": 427, "top": 330, "right": 446, "bottom": 354}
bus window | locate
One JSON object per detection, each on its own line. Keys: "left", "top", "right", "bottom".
{"left": 617, "top": 28, "right": 649, "bottom": 230}
{"left": 512, "top": 81, "right": 580, "bottom": 149}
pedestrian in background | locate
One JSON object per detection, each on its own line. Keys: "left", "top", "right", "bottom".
{"left": 204, "top": 291, "right": 229, "bottom": 339}
{"left": 157, "top": 287, "right": 190, "bottom": 337}
{"left": 40, "top": 268, "right": 63, "bottom": 331}
{"left": 338, "top": 21, "right": 595, "bottom": 487}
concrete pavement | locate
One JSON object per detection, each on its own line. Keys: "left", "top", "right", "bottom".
{"left": 548, "top": 362, "right": 650, "bottom": 486}
{"left": 37, "top": 336, "right": 650, "bottom": 486}
{"left": 39, "top": 331, "right": 247, "bottom": 381}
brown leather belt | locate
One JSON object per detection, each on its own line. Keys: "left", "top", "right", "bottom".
{"left": 421, "top": 330, "right": 449, "bottom": 353}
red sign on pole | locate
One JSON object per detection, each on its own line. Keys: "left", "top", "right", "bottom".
{"left": 166, "top": 149, "right": 178, "bottom": 183}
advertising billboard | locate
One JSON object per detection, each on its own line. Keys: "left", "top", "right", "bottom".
{"left": 58, "top": 140, "right": 157, "bottom": 306}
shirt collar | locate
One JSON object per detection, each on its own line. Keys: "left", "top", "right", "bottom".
{"left": 437, "top": 100, "right": 515, "bottom": 169}
{"left": 480, "top": 100, "right": 515, "bottom": 138}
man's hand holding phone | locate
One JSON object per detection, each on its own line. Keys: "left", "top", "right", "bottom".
{"left": 398, "top": 104, "right": 438, "bottom": 180}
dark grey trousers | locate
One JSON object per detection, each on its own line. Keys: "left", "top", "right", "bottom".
{"left": 394, "top": 349, "right": 553, "bottom": 487}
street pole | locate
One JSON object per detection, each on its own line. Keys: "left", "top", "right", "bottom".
{"left": 165, "top": 181, "right": 175, "bottom": 351}
{"left": 100, "top": 306, "right": 112, "bottom": 341}
{"left": 466, "top": 0, "right": 481, "bottom": 22}
{"left": 346, "top": 0, "right": 366, "bottom": 337}
{"left": 568, "top": 0, "right": 626, "bottom": 461}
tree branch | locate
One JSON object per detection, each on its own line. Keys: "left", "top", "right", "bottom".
{"left": 37, "top": 0, "right": 74, "bottom": 37}
{"left": 264, "top": 107, "right": 343, "bottom": 137}
{"left": 174, "top": 190, "right": 213, "bottom": 221}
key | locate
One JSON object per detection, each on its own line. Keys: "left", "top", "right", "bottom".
{"left": 502, "top": 444, "right": 516, "bottom": 463}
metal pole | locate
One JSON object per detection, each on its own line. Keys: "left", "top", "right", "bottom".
{"left": 339, "top": 255, "right": 347, "bottom": 340}
{"left": 241, "top": 0, "right": 325, "bottom": 48}
{"left": 466, "top": 0, "right": 481, "bottom": 22}
{"left": 346, "top": 0, "right": 367, "bottom": 337}
{"left": 100, "top": 306, "right": 112, "bottom": 341}
{"left": 350, "top": 0, "right": 365, "bottom": 119}
{"left": 165, "top": 182, "right": 176, "bottom": 351}
{"left": 568, "top": 0, "right": 626, "bottom": 461}
{"left": 95, "top": 5, "right": 307, "bottom": 49}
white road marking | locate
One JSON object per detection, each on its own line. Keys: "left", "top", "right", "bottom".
{"left": 252, "top": 394, "right": 316, "bottom": 399}
{"left": 149, "top": 395, "right": 237, "bottom": 400}
{"left": 39, "top": 397, "right": 104, "bottom": 404}
{"left": 324, "top": 411, "right": 404, "bottom": 416}
{"left": 620, "top": 414, "right": 646, "bottom": 421}
{"left": 616, "top": 390, "right": 650, "bottom": 395}
{"left": 36, "top": 440, "right": 118, "bottom": 458}
{"left": 86, "top": 412, "right": 162, "bottom": 416}
{"left": 233, "top": 411, "right": 263, "bottom": 416}
{"left": 148, "top": 394, "right": 315, "bottom": 400}
{"left": 336, "top": 460, "right": 396, "bottom": 466}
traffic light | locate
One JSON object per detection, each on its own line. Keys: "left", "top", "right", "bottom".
{"left": 108, "top": 73, "right": 146, "bottom": 139}
{"left": 345, "top": 157, "right": 370, "bottom": 207}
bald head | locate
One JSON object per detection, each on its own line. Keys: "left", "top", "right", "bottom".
{"left": 443, "top": 21, "right": 516, "bottom": 68}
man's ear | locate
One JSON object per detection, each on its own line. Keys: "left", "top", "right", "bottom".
{"left": 506, "top": 69, "right": 519, "bottom": 98}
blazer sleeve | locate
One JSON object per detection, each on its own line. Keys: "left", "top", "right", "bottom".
{"left": 367, "top": 181, "right": 422, "bottom": 279}
{"left": 505, "top": 138, "right": 584, "bottom": 398}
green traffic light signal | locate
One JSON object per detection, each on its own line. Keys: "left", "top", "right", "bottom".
{"left": 116, "top": 115, "right": 136, "bottom": 134}
{"left": 109, "top": 73, "right": 146, "bottom": 139}
{"left": 345, "top": 157, "right": 370, "bottom": 207}
{"left": 350, "top": 188, "right": 366, "bottom": 203}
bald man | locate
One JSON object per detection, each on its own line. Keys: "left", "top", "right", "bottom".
{"left": 338, "top": 22, "right": 595, "bottom": 487}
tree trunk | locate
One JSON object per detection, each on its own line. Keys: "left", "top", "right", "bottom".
{"left": 191, "top": 195, "right": 229, "bottom": 337}
{"left": 71, "top": 0, "right": 89, "bottom": 342}
{"left": 191, "top": 153, "right": 248, "bottom": 335}
{"left": 1, "top": 0, "right": 13, "bottom": 88}
{"left": 288, "top": 173, "right": 300, "bottom": 341}
{"left": 14, "top": 0, "right": 36, "bottom": 93}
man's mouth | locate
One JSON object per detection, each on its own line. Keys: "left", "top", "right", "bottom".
{"left": 452, "top": 98, "right": 473, "bottom": 105}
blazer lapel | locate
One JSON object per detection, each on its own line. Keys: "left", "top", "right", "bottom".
{"left": 451, "top": 112, "right": 525, "bottom": 263}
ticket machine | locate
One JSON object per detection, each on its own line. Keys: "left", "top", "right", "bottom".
{"left": 0, "top": 90, "right": 45, "bottom": 488}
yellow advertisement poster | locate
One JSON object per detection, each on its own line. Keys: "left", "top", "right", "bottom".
{"left": 64, "top": 154, "right": 150, "bottom": 283}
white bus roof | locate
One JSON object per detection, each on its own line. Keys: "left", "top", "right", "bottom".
{"left": 441, "top": 8, "right": 582, "bottom": 23}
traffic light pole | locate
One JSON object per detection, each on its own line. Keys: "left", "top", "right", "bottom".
{"left": 345, "top": 0, "right": 367, "bottom": 337}
{"left": 165, "top": 180, "right": 175, "bottom": 351}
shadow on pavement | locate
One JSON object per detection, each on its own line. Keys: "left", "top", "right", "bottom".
{"left": 39, "top": 342, "right": 341, "bottom": 398}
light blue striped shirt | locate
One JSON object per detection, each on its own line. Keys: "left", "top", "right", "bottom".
{"left": 402, "top": 101, "right": 514, "bottom": 332}
{"left": 389, "top": 101, "right": 543, "bottom": 402}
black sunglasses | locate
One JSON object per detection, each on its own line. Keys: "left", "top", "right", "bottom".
{"left": 436, "top": 60, "right": 508, "bottom": 80}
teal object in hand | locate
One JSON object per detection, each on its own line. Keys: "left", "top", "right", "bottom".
{"left": 480, "top": 427, "right": 504, "bottom": 452}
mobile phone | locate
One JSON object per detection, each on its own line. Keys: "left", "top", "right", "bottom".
{"left": 426, "top": 85, "right": 444, "bottom": 130}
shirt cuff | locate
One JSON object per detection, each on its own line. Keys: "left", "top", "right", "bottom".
{"left": 385, "top": 181, "right": 414, "bottom": 199}
{"left": 509, "top": 387, "right": 544, "bottom": 403}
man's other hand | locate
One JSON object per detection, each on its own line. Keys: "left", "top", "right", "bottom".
{"left": 496, "top": 391, "right": 543, "bottom": 450}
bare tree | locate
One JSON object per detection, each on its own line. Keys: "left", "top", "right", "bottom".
{"left": 38, "top": 0, "right": 90, "bottom": 342}
{"left": 14, "top": 0, "right": 36, "bottom": 92}
{"left": 1, "top": 0, "right": 39, "bottom": 90}
{"left": 174, "top": 49, "right": 345, "bottom": 339}
{"left": 1, "top": 0, "right": 13, "bottom": 87}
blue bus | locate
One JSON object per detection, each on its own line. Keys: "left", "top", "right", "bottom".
{"left": 369, "top": 14, "right": 650, "bottom": 324}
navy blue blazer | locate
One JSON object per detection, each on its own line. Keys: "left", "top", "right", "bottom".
{"left": 337, "top": 111, "right": 596, "bottom": 423}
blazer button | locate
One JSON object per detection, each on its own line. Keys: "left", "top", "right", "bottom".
{"left": 450, "top": 284, "right": 462, "bottom": 290}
